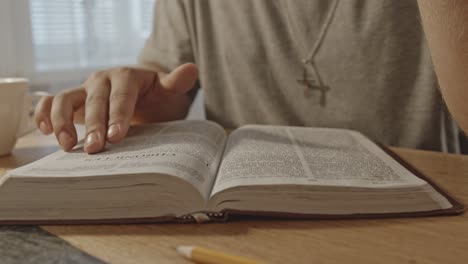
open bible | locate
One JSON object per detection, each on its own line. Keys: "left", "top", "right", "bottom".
{"left": 0, "top": 120, "right": 464, "bottom": 224}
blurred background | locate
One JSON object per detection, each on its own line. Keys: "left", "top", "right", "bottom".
{"left": 0, "top": 0, "right": 204, "bottom": 118}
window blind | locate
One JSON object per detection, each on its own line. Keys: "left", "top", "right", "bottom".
{"left": 29, "top": 0, "right": 155, "bottom": 72}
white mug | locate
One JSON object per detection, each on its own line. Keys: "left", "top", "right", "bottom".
{"left": 0, "top": 78, "right": 44, "bottom": 156}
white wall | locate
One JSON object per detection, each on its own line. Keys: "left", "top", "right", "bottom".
{"left": 0, "top": 0, "right": 35, "bottom": 78}
{"left": 0, "top": 0, "right": 16, "bottom": 77}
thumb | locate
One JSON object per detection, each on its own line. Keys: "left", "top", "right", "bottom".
{"left": 159, "top": 63, "right": 198, "bottom": 94}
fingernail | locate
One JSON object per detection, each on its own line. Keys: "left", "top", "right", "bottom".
{"left": 85, "top": 131, "right": 99, "bottom": 149}
{"left": 107, "top": 124, "right": 120, "bottom": 139}
{"left": 58, "top": 131, "right": 73, "bottom": 149}
{"left": 39, "top": 121, "right": 49, "bottom": 134}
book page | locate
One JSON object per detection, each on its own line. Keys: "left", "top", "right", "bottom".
{"left": 211, "top": 125, "right": 426, "bottom": 195}
{"left": 9, "top": 120, "right": 227, "bottom": 199}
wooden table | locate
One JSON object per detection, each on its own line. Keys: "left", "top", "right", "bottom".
{"left": 1, "top": 129, "right": 467, "bottom": 264}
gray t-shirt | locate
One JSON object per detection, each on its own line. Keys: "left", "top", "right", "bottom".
{"left": 138, "top": 0, "right": 460, "bottom": 152}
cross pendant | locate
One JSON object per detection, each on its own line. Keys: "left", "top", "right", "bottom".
{"left": 297, "top": 68, "right": 330, "bottom": 107}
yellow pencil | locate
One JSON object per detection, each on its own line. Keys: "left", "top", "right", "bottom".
{"left": 176, "top": 245, "right": 266, "bottom": 264}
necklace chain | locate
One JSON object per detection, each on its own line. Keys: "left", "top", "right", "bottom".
{"left": 282, "top": 0, "right": 339, "bottom": 105}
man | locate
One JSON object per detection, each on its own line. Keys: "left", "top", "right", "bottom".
{"left": 34, "top": 0, "right": 468, "bottom": 154}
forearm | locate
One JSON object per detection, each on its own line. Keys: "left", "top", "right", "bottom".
{"left": 418, "top": 0, "right": 468, "bottom": 133}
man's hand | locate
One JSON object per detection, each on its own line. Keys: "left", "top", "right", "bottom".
{"left": 34, "top": 63, "right": 198, "bottom": 154}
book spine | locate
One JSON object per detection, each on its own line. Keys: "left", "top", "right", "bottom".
{"left": 178, "top": 212, "right": 225, "bottom": 223}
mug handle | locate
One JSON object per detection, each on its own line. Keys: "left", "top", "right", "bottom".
{"left": 17, "top": 91, "right": 51, "bottom": 137}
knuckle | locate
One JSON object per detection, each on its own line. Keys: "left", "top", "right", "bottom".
{"left": 53, "top": 91, "right": 70, "bottom": 105}
{"left": 87, "top": 70, "right": 107, "bottom": 82}
{"left": 86, "top": 92, "right": 108, "bottom": 106}
{"left": 55, "top": 89, "right": 80, "bottom": 107}
{"left": 110, "top": 90, "right": 132, "bottom": 102}
{"left": 44, "top": 95, "right": 54, "bottom": 102}
{"left": 112, "top": 66, "right": 136, "bottom": 77}
{"left": 39, "top": 95, "right": 53, "bottom": 102}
